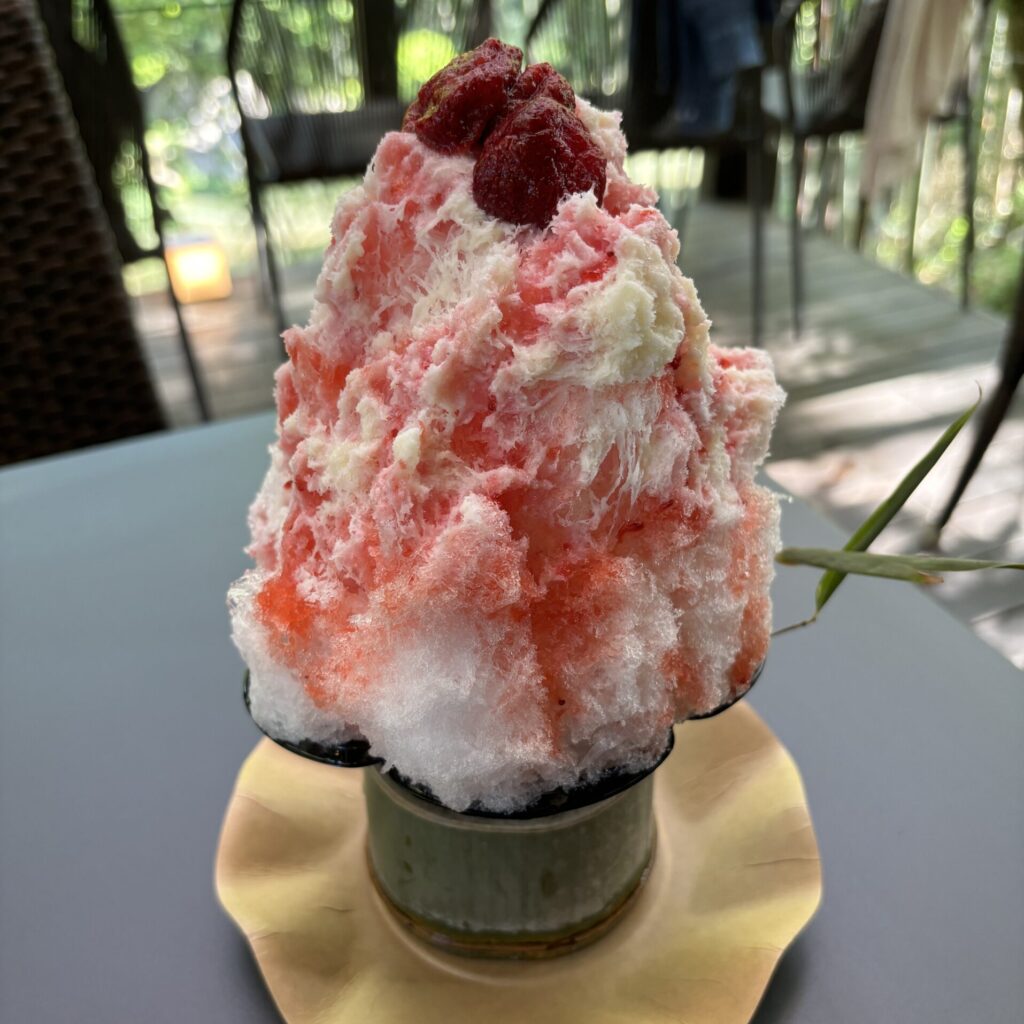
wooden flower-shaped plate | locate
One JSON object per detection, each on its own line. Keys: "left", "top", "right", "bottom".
{"left": 216, "top": 702, "right": 821, "bottom": 1024}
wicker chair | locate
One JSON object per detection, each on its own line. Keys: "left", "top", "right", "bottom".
{"left": 526, "top": 0, "right": 770, "bottom": 346}
{"left": 228, "top": 0, "right": 492, "bottom": 335}
{"left": 37, "top": 0, "right": 211, "bottom": 421}
{"left": 0, "top": 0, "right": 164, "bottom": 466}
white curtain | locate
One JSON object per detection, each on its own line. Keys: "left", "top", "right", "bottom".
{"left": 859, "top": 0, "right": 974, "bottom": 201}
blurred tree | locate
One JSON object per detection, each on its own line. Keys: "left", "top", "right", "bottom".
{"left": 111, "top": 0, "right": 252, "bottom": 286}
{"left": 111, "top": 0, "right": 1020, "bottom": 317}
{"left": 859, "top": 0, "right": 1022, "bottom": 313}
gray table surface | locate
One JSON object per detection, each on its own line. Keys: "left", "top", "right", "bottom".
{"left": 1, "top": 413, "right": 1022, "bottom": 1023}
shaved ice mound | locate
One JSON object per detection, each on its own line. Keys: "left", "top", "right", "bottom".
{"left": 229, "top": 98, "right": 784, "bottom": 813}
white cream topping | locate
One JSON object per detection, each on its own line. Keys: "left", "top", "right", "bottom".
{"left": 392, "top": 425, "right": 422, "bottom": 469}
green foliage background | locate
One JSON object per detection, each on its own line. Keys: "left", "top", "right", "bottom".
{"left": 114, "top": 0, "right": 1021, "bottom": 313}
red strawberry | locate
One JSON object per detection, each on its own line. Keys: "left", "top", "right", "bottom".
{"left": 402, "top": 38, "right": 522, "bottom": 154}
{"left": 510, "top": 62, "right": 575, "bottom": 109}
{"left": 473, "top": 97, "right": 607, "bottom": 228}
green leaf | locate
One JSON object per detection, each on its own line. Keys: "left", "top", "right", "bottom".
{"left": 813, "top": 396, "right": 980, "bottom": 612}
{"left": 779, "top": 546, "right": 1024, "bottom": 584}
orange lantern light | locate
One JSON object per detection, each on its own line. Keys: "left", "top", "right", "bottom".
{"left": 166, "top": 237, "right": 233, "bottom": 304}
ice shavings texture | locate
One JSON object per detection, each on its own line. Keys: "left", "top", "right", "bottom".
{"left": 229, "top": 101, "right": 784, "bottom": 812}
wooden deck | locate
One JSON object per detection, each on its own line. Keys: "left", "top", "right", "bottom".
{"left": 134, "top": 201, "right": 1024, "bottom": 669}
